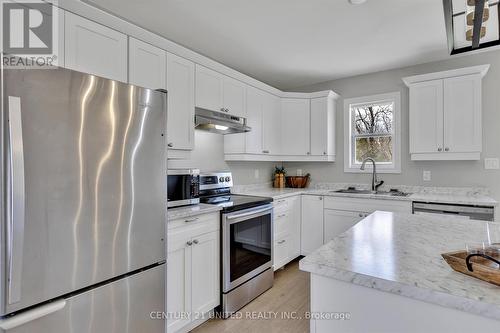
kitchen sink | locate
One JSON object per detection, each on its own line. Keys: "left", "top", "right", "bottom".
{"left": 332, "top": 188, "right": 410, "bottom": 197}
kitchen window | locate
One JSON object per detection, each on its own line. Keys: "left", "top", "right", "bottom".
{"left": 344, "top": 92, "right": 401, "bottom": 173}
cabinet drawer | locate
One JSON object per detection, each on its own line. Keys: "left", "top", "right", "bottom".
{"left": 323, "top": 196, "right": 411, "bottom": 213}
{"left": 274, "top": 233, "right": 291, "bottom": 270}
{"left": 168, "top": 212, "right": 219, "bottom": 230}
{"left": 274, "top": 210, "right": 290, "bottom": 235}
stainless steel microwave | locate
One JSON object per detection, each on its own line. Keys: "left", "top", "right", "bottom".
{"left": 167, "top": 169, "right": 200, "bottom": 208}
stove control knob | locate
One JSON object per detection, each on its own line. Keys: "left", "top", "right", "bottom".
{"left": 225, "top": 176, "right": 231, "bottom": 182}
{"left": 219, "top": 177, "right": 225, "bottom": 183}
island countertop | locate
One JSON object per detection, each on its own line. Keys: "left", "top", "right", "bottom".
{"left": 299, "top": 211, "right": 500, "bottom": 321}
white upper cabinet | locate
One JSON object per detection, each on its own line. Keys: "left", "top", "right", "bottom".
{"left": 222, "top": 77, "right": 246, "bottom": 118}
{"left": 262, "top": 93, "right": 282, "bottom": 155}
{"left": 196, "top": 65, "right": 224, "bottom": 112}
{"left": 310, "top": 93, "right": 336, "bottom": 160}
{"left": 244, "top": 86, "right": 264, "bottom": 154}
{"left": 195, "top": 65, "right": 246, "bottom": 117}
{"left": 403, "top": 65, "right": 489, "bottom": 160}
{"left": 408, "top": 79, "right": 444, "bottom": 155}
{"left": 444, "top": 74, "right": 482, "bottom": 154}
{"left": 65, "top": 12, "right": 127, "bottom": 82}
{"left": 128, "top": 37, "right": 166, "bottom": 89}
{"left": 281, "top": 98, "right": 311, "bottom": 156}
{"left": 166, "top": 52, "right": 195, "bottom": 151}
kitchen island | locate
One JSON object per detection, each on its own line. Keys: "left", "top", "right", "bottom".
{"left": 300, "top": 211, "right": 500, "bottom": 333}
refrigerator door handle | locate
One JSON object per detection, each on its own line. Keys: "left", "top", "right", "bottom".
{"left": 7, "top": 96, "right": 25, "bottom": 305}
{"left": 0, "top": 300, "right": 66, "bottom": 330}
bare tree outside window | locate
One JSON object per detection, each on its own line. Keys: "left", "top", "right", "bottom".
{"left": 351, "top": 101, "right": 394, "bottom": 163}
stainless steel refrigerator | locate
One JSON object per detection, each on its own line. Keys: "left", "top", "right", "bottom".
{"left": 0, "top": 64, "right": 167, "bottom": 332}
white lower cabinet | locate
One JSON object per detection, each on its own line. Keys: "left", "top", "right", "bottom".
{"left": 300, "top": 195, "right": 324, "bottom": 256}
{"left": 167, "top": 213, "right": 219, "bottom": 333}
{"left": 323, "top": 209, "right": 366, "bottom": 243}
{"left": 273, "top": 195, "right": 301, "bottom": 270}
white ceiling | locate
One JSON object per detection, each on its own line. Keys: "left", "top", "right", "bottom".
{"left": 85, "top": 0, "right": 450, "bottom": 90}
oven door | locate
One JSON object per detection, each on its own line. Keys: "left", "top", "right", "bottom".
{"left": 222, "top": 204, "right": 273, "bottom": 292}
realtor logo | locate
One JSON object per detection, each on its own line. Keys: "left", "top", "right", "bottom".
{"left": 1, "top": 0, "right": 58, "bottom": 68}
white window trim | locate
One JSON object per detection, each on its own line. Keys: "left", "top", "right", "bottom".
{"left": 343, "top": 92, "right": 401, "bottom": 174}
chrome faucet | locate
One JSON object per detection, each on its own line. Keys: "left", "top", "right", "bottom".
{"left": 360, "top": 158, "right": 384, "bottom": 193}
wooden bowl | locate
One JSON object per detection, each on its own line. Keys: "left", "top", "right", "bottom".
{"left": 285, "top": 175, "right": 310, "bottom": 188}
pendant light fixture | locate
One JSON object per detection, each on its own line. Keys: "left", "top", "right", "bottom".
{"left": 465, "top": 0, "right": 489, "bottom": 47}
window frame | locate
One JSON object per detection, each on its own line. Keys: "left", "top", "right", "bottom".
{"left": 343, "top": 92, "right": 401, "bottom": 174}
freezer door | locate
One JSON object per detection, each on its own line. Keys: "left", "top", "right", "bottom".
{"left": 0, "top": 264, "right": 165, "bottom": 333}
{"left": 1, "top": 68, "right": 167, "bottom": 314}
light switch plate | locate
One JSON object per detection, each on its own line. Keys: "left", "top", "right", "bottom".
{"left": 423, "top": 170, "right": 431, "bottom": 181}
{"left": 254, "top": 169, "right": 260, "bottom": 179}
{"left": 485, "top": 158, "right": 500, "bottom": 170}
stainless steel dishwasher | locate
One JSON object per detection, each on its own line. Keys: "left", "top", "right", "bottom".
{"left": 412, "top": 202, "right": 495, "bottom": 221}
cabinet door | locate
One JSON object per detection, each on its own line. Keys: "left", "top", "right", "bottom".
{"left": 167, "top": 53, "right": 195, "bottom": 150}
{"left": 128, "top": 38, "right": 166, "bottom": 89}
{"left": 245, "top": 86, "right": 264, "bottom": 154}
{"left": 288, "top": 195, "right": 301, "bottom": 259}
{"left": 191, "top": 231, "right": 220, "bottom": 315}
{"left": 223, "top": 77, "right": 246, "bottom": 118}
{"left": 262, "top": 93, "right": 282, "bottom": 155}
{"left": 195, "top": 65, "right": 223, "bottom": 111}
{"left": 300, "top": 195, "right": 324, "bottom": 255}
{"left": 166, "top": 232, "right": 192, "bottom": 332}
{"left": 444, "top": 74, "right": 482, "bottom": 153}
{"left": 323, "top": 210, "right": 364, "bottom": 243}
{"left": 409, "top": 80, "right": 444, "bottom": 153}
{"left": 65, "top": 12, "right": 127, "bottom": 82}
{"left": 310, "top": 97, "right": 334, "bottom": 156}
{"left": 281, "top": 98, "right": 311, "bottom": 155}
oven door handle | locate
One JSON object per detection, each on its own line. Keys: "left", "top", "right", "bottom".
{"left": 225, "top": 206, "right": 272, "bottom": 221}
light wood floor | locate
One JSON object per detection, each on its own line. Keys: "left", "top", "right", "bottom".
{"left": 192, "top": 258, "right": 310, "bottom": 333}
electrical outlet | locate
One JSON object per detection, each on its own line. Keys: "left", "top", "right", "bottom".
{"left": 423, "top": 170, "right": 431, "bottom": 181}
{"left": 296, "top": 169, "right": 303, "bottom": 176}
{"left": 254, "top": 169, "right": 260, "bottom": 179}
{"left": 485, "top": 158, "right": 500, "bottom": 170}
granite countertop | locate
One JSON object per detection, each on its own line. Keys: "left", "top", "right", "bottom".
{"left": 167, "top": 203, "right": 221, "bottom": 221}
{"left": 299, "top": 211, "right": 500, "bottom": 321}
{"left": 232, "top": 183, "right": 498, "bottom": 207}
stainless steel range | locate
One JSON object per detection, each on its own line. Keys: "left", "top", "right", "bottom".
{"left": 200, "top": 172, "right": 274, "bottom": 316}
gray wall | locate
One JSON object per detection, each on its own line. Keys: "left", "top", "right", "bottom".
{"left": 284, "top": 50, "right": 500, "bottom": 201}
{"left": 167, "top": 130, "right": 277, "bottom": 185}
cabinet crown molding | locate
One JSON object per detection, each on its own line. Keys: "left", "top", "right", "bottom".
{"left": 402, "top": 64, "right": 490, "bottom": 86}
{"left": 280, "top": 90, "right": 339, "bottom": 99}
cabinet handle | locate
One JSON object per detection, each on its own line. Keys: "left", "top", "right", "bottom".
{"left": 319, "top": 197, "right": 323, "bottom": 200}
{"left": 359, "top": 213, "right": 363, "bottom": 217}
{"left": 306, "top": 152, "right": 311, "bottom": 155}
{"left": 186, "top": 241, "right": 193, "bottom": 246}
{"left": 167, "top": 143, "right": 173, "bottom": 148}
{"left": 445, "top": 147, "right": 450, "bottom": 152}
{"left": 184, "top": 217, "right": 199, "bottom": 223}
{"left": 437, "top": 147, "right": 442, "bottom": 152}
{"left": 278, "top": 240, "right": 286, "bottom": 244}
{"left": 193, "top": 239, "right": 199, "bottom": 245}
{"left": 277, "top": 214, "right": 286, "bottom": 218}
{"left": 323, "top": 152, "right": 327, "bottom": 155}
{"left": 220, "top": 107, "right": 225, "bottom": 112}
{"left": 262, "top": 150, "right": 269, "bottom": 154}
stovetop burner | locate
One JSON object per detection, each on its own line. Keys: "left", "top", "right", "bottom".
{"left": 200, "top": 194, "right": 273, "bottom": 212}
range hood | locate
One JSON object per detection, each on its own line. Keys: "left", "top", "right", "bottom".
{"left": 195, "top": 107, "right": 251, "bottom": 134}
